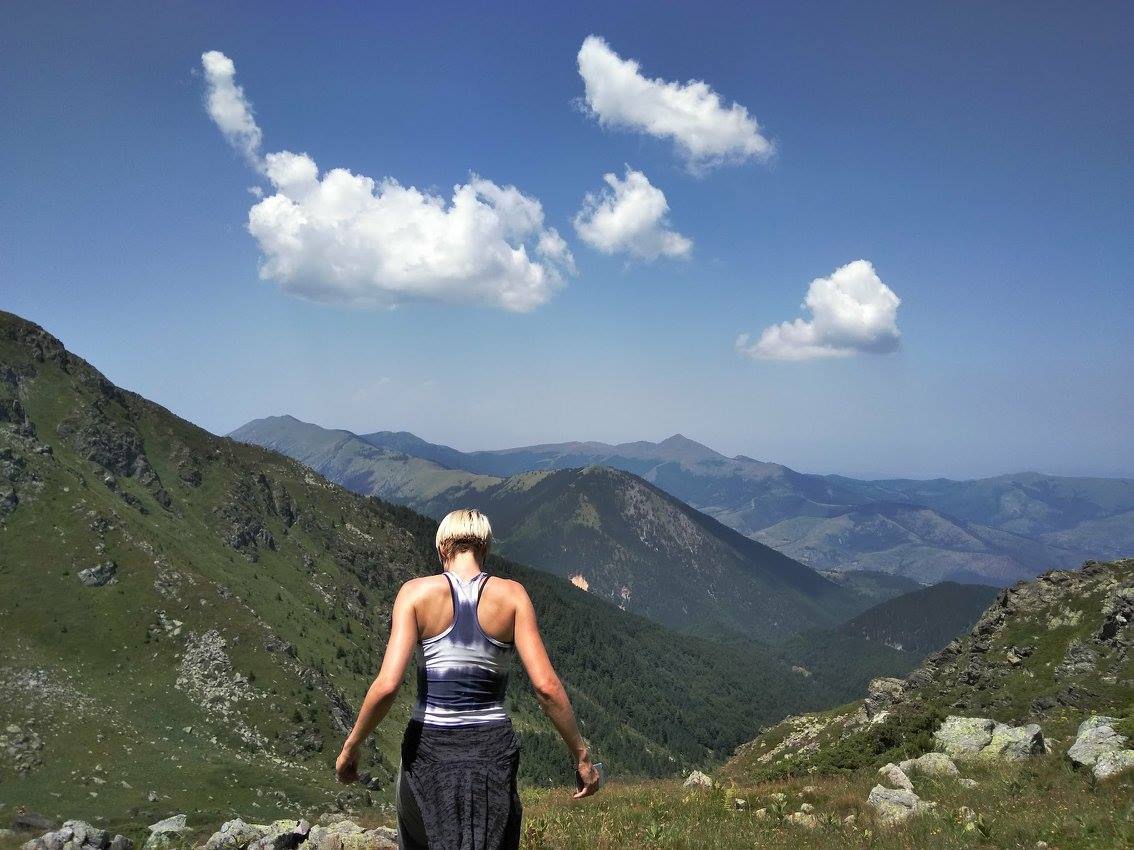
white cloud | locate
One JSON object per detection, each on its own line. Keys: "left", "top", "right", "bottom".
{"left": 200, "top": 51, "right": 573, "bottom": 312}
{"left": 736, "top": 260, "right": 901, "bottom": 361}
{"left": 576, "top": 35, "right": 773, "bottom": 173}
{"left": 573, "top": 167, "right": 691, "bottom": 260}
{"left": 201, "top": 50, "right": 263, "bottom": 169}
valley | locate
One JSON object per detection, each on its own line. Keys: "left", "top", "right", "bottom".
{"left": 2, "top": 310, "right": 1130, "bottom": 848}
{"left": 233, "top": 417, "right": 1133, "bottom": 587}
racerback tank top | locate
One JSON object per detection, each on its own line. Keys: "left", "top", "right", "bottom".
{"left": 413, "top": 572, "right": 514, "bottom": 727}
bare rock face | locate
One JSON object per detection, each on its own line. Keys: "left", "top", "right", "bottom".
{"left": 860, "top": 677, "right": 906, "bottom": 721}
{"left": 1067, "top": 715, "right": 1134, "bottom": 781}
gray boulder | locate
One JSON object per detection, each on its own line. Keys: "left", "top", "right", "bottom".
{"left": 878, "top": 762, "right": 913, "bottom": 791}
{"left": 934, "top": 716, "right": 1045, "bottom": 761}
{"left": 78, "top": 561, "right": 118, "bottom": 587}
{"left": 144, "top": 815, "right": 188, "bottom": 850}
{"left": 899, "top": 752, "right": 959, "bottom": 777}
{"left": 982, "top": 723, "right": 1046, "bottom": 760}
{"left": 866, "top": 785, "right": 934, "bottom": 825}
{"left": 861, "top": 677, "right": 906, "bottom": 720}
{"left": 682, "top": 770, "right": 713, "bottom": 789}
{"left": 305, "top": 822, "right": 396, "bottom": 850}
{"left": 20, "top": 821, "right": 129, "bottom": 850}
{"left": 934, "top": 716, "right": 995, "bottom": 757}
{"left": 1095, "top": 750, "right": 1134, "bottom": 780}
{"left": 1067, "top": 715, "right": 1134, "bottom": 780}
{"left": 202, "top": 820, "right": 265, "bottom": 850}
{"left": 247, "top": 820, "right": 309, "bottom": 850}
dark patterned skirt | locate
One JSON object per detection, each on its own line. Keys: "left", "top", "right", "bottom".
{"left": 396, "top": 720, "right": 522, "bottom": 850}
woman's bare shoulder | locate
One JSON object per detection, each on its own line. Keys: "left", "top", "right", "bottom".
{"left": 486, "top": 576, "right": 530, "bottom": 603}
{"left": 398, "top": 574, "right": 447, "bottom": 600}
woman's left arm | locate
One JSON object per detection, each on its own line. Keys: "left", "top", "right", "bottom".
{"left": 335, "top": 582, "right": 419, "bottom": 783}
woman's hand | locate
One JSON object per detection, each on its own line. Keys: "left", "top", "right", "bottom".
{"left": 573, "top": 751, "right": 601, "bottom": 799}
{"left": 335, "top": 742, "right": 360, "bottom": 784}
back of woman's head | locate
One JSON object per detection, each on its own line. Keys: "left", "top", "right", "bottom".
{"left": 435, "top": 509, "right": 493, "bottom": 563}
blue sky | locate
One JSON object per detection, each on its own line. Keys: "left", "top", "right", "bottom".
{"left": 2, "top": 1, "right": 1131, "bottom": 478}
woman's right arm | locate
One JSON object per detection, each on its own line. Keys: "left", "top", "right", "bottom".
{"left": 512, "top": 585, "right": 601, "bottom": 798}
{"left": 335, "top": 581, "right": 418, "bottom": 783}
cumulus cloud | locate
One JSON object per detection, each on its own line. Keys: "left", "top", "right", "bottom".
{"left": 736, "top": 260, "right": 901, "bottom": 361}
{"left": 200, "top": 51, "right": 573, "bottom": 312}
{"left": 573, "top": 167, "right": 691, "bottom": 260}
{"left": 576, "top": 35, "right": 774, "bottom": 173}
{"left": 201, "top": 50, "right": 263, "bottom": 169}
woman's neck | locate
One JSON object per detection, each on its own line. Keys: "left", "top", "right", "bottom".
{"left": 443, "top": 552, "right": 483, "bottom": 581}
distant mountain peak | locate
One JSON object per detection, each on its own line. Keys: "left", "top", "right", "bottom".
{"left": 655, "top": 433, "right": 721, "bottom": 460}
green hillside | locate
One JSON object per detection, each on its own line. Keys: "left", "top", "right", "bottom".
{"left": 443, "top": 466, "right": 861, "bottom": 641}
{"left": 723, "top": 558, "right": 1134, "bottom": 784}
{"left": 0, "top": 311, "right": 847, "bottom": 831}
{"left": 777, "top": 581, "right": 1001, "bottom": 698}
{"left": 832, "top": 581, "right": 1000, "bottom": 656}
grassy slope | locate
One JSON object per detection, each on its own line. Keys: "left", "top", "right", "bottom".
{"left": 722, "top": 559, "right": 1134, "bottom": 787}
{"left": 0, "top": 311, "right": 843, "bottom": 832}
{"left": 517, "top": 756, "right": 1132, "bottom": 849}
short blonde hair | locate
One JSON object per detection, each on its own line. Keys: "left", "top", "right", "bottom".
{"left": 435, "top": 509, "right": 493, "bottom": 562}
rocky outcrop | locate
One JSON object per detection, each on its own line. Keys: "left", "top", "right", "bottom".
{"left": 175, "top": 630, "right": 264, "bottom": 748}
{"left": 20, "top": 820, "right": 133, "bottom": 850}
{"left": 859, "top": 677, "right": 905, "bottom": 722}
{"left": 77, "top": 561, "right": 118, "bottom": 587}
{"left": 2, "top": 723, "right": 44, "bottom": 773}
{"left": 1067, "top": 715, "right": 1134, "bottom": 780}
{"left": 55, "top": 407, "right": 170, "bottom": 511}
{"left": 934, "top": 716, "right": 1045, "bottom": 761}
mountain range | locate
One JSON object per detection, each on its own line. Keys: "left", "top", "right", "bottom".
{"left": 0, "top": 309, "right": 957, "bottom": 827}
{"left": 231, "top": 416, "right": 1134, "bottom": 587}
{"left": 229, "top": 417, "right": 870, "bottom": 641}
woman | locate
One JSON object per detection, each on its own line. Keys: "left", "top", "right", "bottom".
{"left": 335, "top": 508, "right": 602, "bottom": 849}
